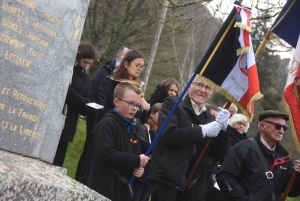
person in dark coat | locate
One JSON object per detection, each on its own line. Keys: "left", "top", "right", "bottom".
{"left": 102, "top": 50, "right": 153, "bottom": 199}
{"left": 53, "top": 43, "right": 96, "bottom": 167}
{"left": 206, "top": 113, "right": 249, "bottom": 201}
{"left": 75, "top": 47, "right": 129, "bottom": 181}
{"left": 78, "top": 50, "right": 150, "bottom": 185}
{"left": 148, "top": 75, "right": 230, "bottom": 201}
{"left": 103, "top": 49, "right": 150, "bottom": 121}
{"left": 228, "top": 113, "right": 249, "bottom": 147}
{"left": 132, "top": 103, "right": 162, "bottom": 201}
{"left": 217, "top": 110, "right": 300, "bottom": 201}
{"left": 146, "top": 102, "right": 162, "bottom": 139}
{"left": 87, "top": 82, "right": 150, "bottom": 201}
{"left": 147, "top": 78, "right": 179, "bottom": 107}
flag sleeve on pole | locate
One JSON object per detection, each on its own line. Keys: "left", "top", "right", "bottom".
{"left": 194, "top": 1, "right": 263, "bottom": 121}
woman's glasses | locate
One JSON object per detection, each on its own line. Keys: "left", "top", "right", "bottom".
{"left": 262, "top": 120, "right": 288, "bottom": 131}
{"left": 236, "top": 121, "right": 247, "bottom": 127}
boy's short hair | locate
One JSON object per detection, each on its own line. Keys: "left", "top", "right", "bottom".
{"left": 223, "top": 102, "right": 238, "bottom": 116}
{"left": 151, "top": 103, "right": 162, "bottom": 114}
{"left": 114, "top": 82, "right": 142, "bottom": 99}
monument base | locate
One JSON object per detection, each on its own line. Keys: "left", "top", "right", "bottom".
{"left": 0, "top": 150, "right": 110, "bottom": 201}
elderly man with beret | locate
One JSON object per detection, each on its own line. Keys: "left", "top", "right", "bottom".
{"left": 216, "top": 110, "right": 300, "bottom": 201}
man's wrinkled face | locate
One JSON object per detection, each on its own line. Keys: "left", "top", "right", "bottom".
{"left": 188, "top": 78, "right": 213, "bottom": 104}
{"left": 260, "top": 117, "right": 287, "bottom": 144}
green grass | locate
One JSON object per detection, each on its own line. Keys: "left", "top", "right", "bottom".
{"left": 287, "top": 197, "right": 300, "bottom": 201}
{"left": 64, "top": 118, "right": 86, "bottom": 179}
{"left": 63, "top": 118, "right": 300, "bottom": 201}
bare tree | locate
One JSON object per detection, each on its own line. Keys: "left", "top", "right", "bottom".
{"left": 143, "top": 0, "right": 169, "bottom": 93}
{"left": 81, "top": 0, "right": 160, "bottom": 74}
{"left": 155, "top": 5, "right": 223, "bottom": 92}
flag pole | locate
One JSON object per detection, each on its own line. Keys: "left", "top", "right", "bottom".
{"left": 185, "top": 11, "right": 237, "bottom": 187}
{"left": 281, "top": 171, "right": 298, "bottom": 201}
{"left": 255, "top": 0, "right": 296, "bottom": 59}
{"left": 254, "top": 30, "right": 272, "bottom": 59}
{"left": 130, "top": 9, "right": 235, "bottom": 185}
{"left": 186, "top": 101, "right": 231, "bottom": 186}
{"left": 128, "top": 72, "right": 197, "bottom": 185}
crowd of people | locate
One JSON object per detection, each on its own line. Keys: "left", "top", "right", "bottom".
{"left": 53, "top": 43, "right": 300, "bottom": 201}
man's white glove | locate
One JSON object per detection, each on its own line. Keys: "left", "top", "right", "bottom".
{"left": 216, "top": 107, "right": 230, "bottom": 130}
{"left": 200, "top": 121, "right": 223, "bottom": 138}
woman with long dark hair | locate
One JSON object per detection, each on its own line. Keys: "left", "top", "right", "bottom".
{"left": 147, "top": 78, "right": 179, "bottom": 107}
{"left": 103, "top": 49, "right": 150, "bottom": 121}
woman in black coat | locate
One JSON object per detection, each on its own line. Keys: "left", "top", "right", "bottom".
{"left": 53, "top": 43, "right": 96, "bottom": 167}
{"left": 228, "top": 113, "right": 249, "bottom": 147}
{"left": 147, "top": 78, "right": 179, "bottom": 107}
{"left": 103, "top": 50, "right": 151, "bottom": 121}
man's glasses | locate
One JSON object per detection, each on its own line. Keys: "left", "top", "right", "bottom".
{"left": 192, "top": 82, "right": 212, "bottom": 92}
{"left": 262, "top": 120, "right": 288, "bottom": 131}
{"left": 118, "top": 99, "right": 143, "bottom": 111}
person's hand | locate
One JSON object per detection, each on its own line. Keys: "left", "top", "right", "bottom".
{"left": 133, "top": 167, "right": 144, "bottom": 178}
{"left": 216, "top": 107, "right": 230, "bottom": 130}
{"left": 139, "top": 154, "right": 150, "bottom": 167}
{"left": 294, "top": 160, "right": 300, "bottom": 173}
{"left": 140, "top": 98, "right": 150, "bottom": 112}
{"left": 200, "top": 121, "right": 223, "bottom": 138}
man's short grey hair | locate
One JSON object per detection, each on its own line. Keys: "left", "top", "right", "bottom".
{"left": 116, "top": 47, "right": 129, "bottom": 57}
{"left": 115, "top": 56, "right": 124, "bottom": 67}
{"left": 115, "top": 47, "right": 130, "bottom": 67}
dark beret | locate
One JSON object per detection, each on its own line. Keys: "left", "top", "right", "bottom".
{"left": 258, "top": 110, "right": 289, "bottom": 122}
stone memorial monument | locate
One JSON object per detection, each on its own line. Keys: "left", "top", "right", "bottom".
{"left": 0, "top": 0, "right": 109, "bottom": 200}
{"left": 0, "top": 0, "right": 85, "bottom": 163}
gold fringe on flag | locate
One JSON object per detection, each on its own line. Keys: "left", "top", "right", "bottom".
{"left": 282, "top": 98, "right": 300, "bottom": 153}
{"left": 201, "top": 77, "right": 263, "bottom": 122}
{"left": 236, "top": 46, "right": 250, "bottom": 56}
{"left": 234, "top": 22, "right": 252, "bottom": 32}
{"left": 293, "top": 79, "right": 300, "bottom": 105}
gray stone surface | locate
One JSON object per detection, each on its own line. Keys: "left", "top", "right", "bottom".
{"left": 0, "top": 0, "right": 90, "bottom": 162}
{"left": 0, "top": 150, "right": 110, "bottom": 201}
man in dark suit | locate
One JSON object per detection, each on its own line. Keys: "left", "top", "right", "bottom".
{"left": 149, "top": 75, "right": 230, "bottom": 201}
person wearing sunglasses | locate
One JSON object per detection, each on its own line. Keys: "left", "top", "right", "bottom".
{"left": 217, "top": 110, "right": 300, "bottom": 201}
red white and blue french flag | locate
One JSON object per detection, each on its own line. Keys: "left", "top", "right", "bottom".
{"left": 195, "top": 1, "right": 262, "bottom": 121}
{"left": 283, "top": 35, "right": 300, "bottom": 152}
{"left": 271, "top": 0, "right": 300, "bottom": 152}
